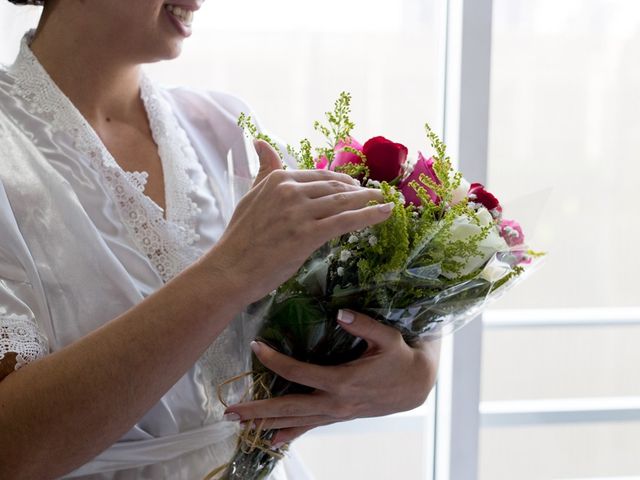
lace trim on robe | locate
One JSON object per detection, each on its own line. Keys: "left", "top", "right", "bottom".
{"left": 3, "top": 34, "right": 243, "bottom": 418}
{"left": 0, "top": 309, "right": 48, "bottom": 371}
{"left": 8, "top": 31, "right": 205, "bottom": 283}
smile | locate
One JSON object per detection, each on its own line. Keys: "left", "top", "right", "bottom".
{"left": 165, "top": 4, "right": 194, "bottom": 27}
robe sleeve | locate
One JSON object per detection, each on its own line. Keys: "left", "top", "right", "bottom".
{"left": 0, "top": 180, "right": 48, "bottom": 374}
{"left": 0, "top": 282, "right": 49, "bottom": 371}
{"left": 202, "top": 89, "right": 298, "bottom": 169}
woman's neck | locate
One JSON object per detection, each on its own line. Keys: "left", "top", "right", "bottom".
{"left": 29, "top": 10, "right": 144, "bottom": 125}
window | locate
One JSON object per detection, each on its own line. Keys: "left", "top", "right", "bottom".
{"left": 480, "top": 0, "right": 640, "bottom": 478}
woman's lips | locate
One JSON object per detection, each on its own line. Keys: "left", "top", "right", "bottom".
{"left": 164, "top": 4, "right": 195, "bottom": 37}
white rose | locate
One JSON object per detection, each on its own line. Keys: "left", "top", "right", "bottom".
{"left": 450, "top": 172, "right": 471, "bottom": 205}
{"left": 479, "top": 258, "right": 512, "bottom": 283}
{"left": 443, "top": 207, "right": 509, "bottom": 278}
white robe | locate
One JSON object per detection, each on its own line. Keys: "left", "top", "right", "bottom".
{"left": 0, "top": 32, "right": 312, "bottom": 480}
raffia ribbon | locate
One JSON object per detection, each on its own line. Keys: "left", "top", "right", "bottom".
{"left": 203, "top": 371, "right": 288, "bottom": 480}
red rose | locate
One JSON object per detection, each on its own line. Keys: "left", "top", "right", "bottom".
{"left": 362, "top": 136, "right": 408, "bottom": 182}
{"left": 468, "top": 183, "right": 502, "bottom": 214}
{"left": 398, "top": 152, "right": 440, "bottom": 206}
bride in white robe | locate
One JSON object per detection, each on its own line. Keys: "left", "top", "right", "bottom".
{"left": 0, "top": 30, "right": 315, "bottom": 479}
{"left": 0, "top": 1, "right": 440, "bottom": 479}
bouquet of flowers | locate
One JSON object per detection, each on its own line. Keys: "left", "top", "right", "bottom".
{"left": 212, "top": 93, "right": 540, "bottom": 480}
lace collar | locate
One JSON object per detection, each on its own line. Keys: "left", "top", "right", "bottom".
{"left": 8, "top": 31, "right": 203, "bottom": 282}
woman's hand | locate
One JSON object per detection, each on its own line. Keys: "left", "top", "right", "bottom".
{"left": 223, "top": 310, "right": 441, "bottom": 447}
{"left": 209, "top": 141, "right": 394, "bottom": 307}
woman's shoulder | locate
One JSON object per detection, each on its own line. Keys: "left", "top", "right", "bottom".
{"left": 160, "top": 85, "right": 257, "bottom": 126}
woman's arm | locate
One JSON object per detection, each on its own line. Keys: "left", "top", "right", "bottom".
{"left": 0, "top": 142, "right": 393, "bottom": 479}
{"left": 0, "top": 254, "right": 242, "bottom": 479}
{"left": 224, "top": 310, "right": 441, "bottom": 447}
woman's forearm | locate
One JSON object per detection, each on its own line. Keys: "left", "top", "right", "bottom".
{"left": 0, "top": 148, "right": 393, "bottom": 479}
{"left": 0, "top": 251, "right": 244, "bottom": 479}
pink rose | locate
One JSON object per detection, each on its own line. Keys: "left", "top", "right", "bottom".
{"left": 500, "top": 219, "right": 525, "bottom": 247}
{"left": 330, "top": 138, "right": 364, "bottom": 171}
{"left": 398, "top": 153, "right": 440, "bottom": 206}
{"left": 362, "top": 136, "right": 408, "bottom": 182}
{"left": 315, "top": 156, "right": 329, "bottom": 169}
{"left": 468, "top": 183, "right": 502, "bottom": 215}
{"left": 315, "top": 137, "right": 363, "bottom": 171}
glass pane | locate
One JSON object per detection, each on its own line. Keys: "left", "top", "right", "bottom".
{"left": 482, "top": 325, "right": 640, "bottom": 401}
{"left": 146, "top": 0, "right": 447, "bottom": 148}
{"left": 487, "top": 0, "right": 640, "bottom": 310}
{"left": 0, "top": 3, "right": 40, "bottom": 63}
{"left": 297, "top": 424, "right": 427, "bottom": 479}
{"left": 483, "top": 1, "right": 640, "bottom": 476}
{"left": 480, "top": 422, "right": 640, "bottom": 480}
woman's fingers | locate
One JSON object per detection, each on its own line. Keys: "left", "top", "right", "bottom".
{"left": 252, "top": 140, "right": 283, "bottom": 187}
{"left": 216, "top": 161, "right": 393, "bottom": 304}
{"left": 263, "top": 178, "right": 385, "bottom": 219}
{"left": 308, "top": 189, "right": 385, "bottom": 220}
{"left": 221, "top": 313, "right": 441, "bottom": 452}
{"left": 296, "top": 180, "right": 361, "bottom": 199}
{"left": 336, "top": 310, "right": 404, "bottom": 352}
{"left": 250, "top": 414, "right": 332, "bottom": 430}
{"left": 319, "top": 202, "right": 395, "bottom": 240}
{"left": 250, "top": 342, "right": 338, "bottom": 391}
{"left": 225, "top": 392, "right": 346, "bottom": 428}
{"left": 264, "top": 168, "right": 360, "bottom": 186}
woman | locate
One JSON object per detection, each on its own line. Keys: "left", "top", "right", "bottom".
{"left": 0, "top": 0, "right": 440, "bottom": 478}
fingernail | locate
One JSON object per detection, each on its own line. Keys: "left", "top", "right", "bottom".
{"left": 250, "top": 341, "right": 262, "bottom": 354}
{"left": 337, "top": 309, "right": 355, "bottom": 324}
{"left": 379, "top": 202, "right": 395, "bottom": 213}
{"left": 223, "top": 412, "right": 241, "bottom": 422}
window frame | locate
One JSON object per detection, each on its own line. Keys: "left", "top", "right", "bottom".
{"left": 433, "top": 0, "right": 494, "bottom": 479}
{"left": 434, "top": 2, "right": 640, "bottom": 479}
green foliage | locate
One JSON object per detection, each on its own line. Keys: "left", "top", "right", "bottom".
{"left": 415, "top": 123, "right": 462, "bottom": 210}
{"left": 239, "top": 92, "right": 364, "bottom": 175}
{"left": 493, "top": 265, "right": 525, "bottom": 291}
{"left": 237, "top": 113, "right": 285, "bottom": 159}
{"left": 318, "top": 92, "right": 356, "bottom": 146}
{"left": 335, "top": 162, "right": 369, "bottom": 179}
{"left": 313, "top": 92, "right": 361, "bottom": 171}
{"left": 238, "top": 94, "right": 527, "bottom": 313}
{"left": 287, "top": 139, "right": 315, "bottom": 170}
{"left": 356, "top": 183, "right": 410, "bottom": 287}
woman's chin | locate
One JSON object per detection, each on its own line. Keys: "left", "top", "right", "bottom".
{"left": 142, "top": 40, "right": 185, "bottom": 63}
{"left": 163, "top": 42, "right": 184, "bottom": 60}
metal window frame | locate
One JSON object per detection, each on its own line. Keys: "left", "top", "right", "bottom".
{"left": 481, "top": 308, "right": 640, "bottom": 428}
{"left": 481, "top": 397, "right": 640, "bottom": 427}
{"left": 484, "top": 308, "right": 640, "bottom": 329}
{"left": 434, "top": 0, "right": 494, "bottom": 479}
{"left": 302, "top": 1, "right": 493, "bottom": 478}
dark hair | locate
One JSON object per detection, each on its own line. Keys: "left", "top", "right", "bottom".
{"left": 8, "top": 0, "right": 45, "bottom": 5}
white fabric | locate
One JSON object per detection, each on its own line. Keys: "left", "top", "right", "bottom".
{"left": 0, "top": 32, "right": 312, "bottom": 480}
